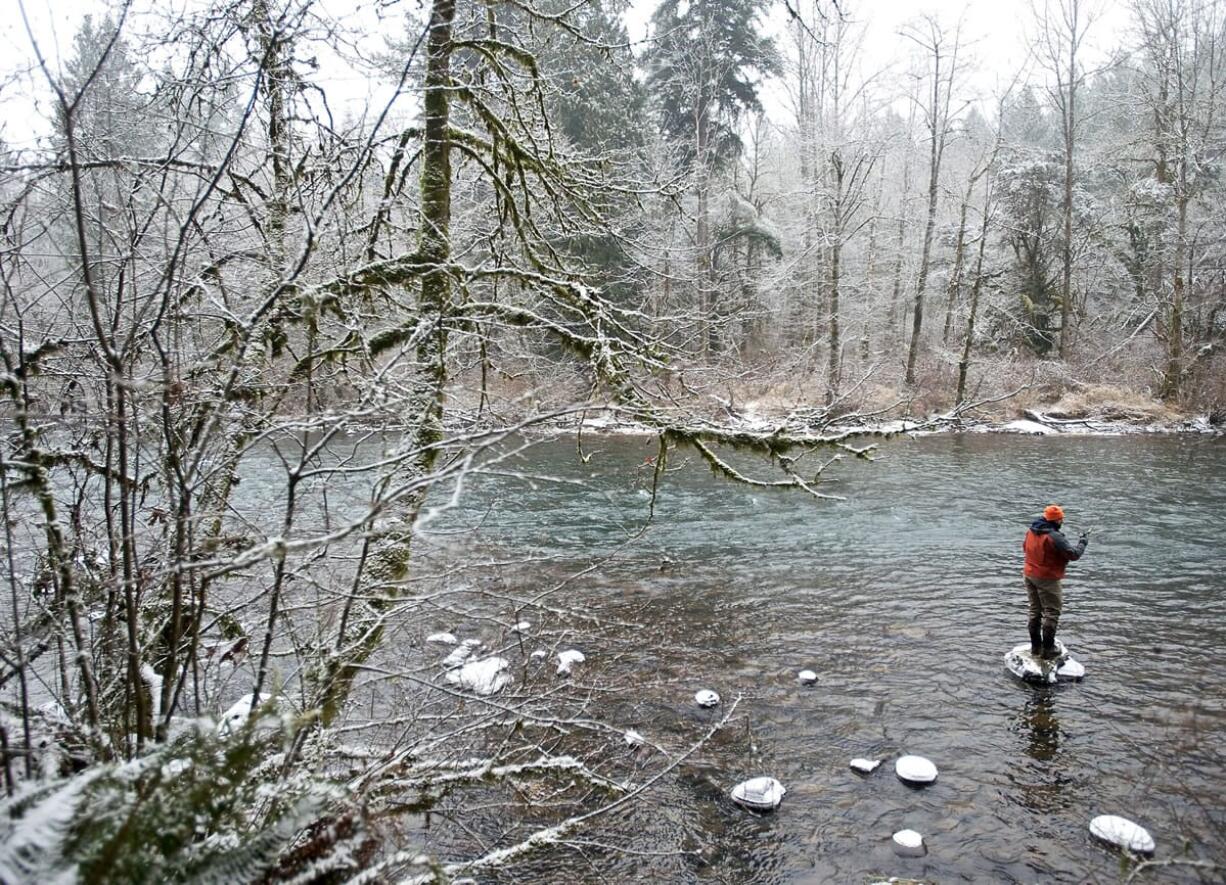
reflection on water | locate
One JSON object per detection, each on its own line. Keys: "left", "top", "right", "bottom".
{"left": 1020, "top": 691, "right": 1062, "bottom": 762}
{"left": 252, "top": 432, "right": 1224, "bottom": 882}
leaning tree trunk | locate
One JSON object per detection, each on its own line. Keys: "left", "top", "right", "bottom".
{"left": 309, "top": 0, "right": 456, "bottom": 728}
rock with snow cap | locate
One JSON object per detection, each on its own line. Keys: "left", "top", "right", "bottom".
{"left": 426, "top": 632, "right": 458, "bottom": 645}
{"left": 1056, "top": 656, "right": 1086, "bottom": 681}
{"left": 694, "top": 689, "right": 720, "bottom": 708}
{"left": 624, "top": 729, "right": 645, "bottom": 747}
{"left": 556, "top": 649, "right": 585, "bottom": 675}
{"left": 218, "top": 693, "right": 273, "bottom": 736}
{"left": 730, "top": 776, "right": 786, "bottom": 811}
{"left": 892, "top": 829, "right": 926, "bottom": 857}
{"left": 443, "top": 643, "right": 475, "bottom": 669}
{"left": 511, "top": 621, "right": 531, "bottom": 633}
{"left": 850, "top": 757, "right": 882, "bottom": 774}
{"left": 1004, "top": 640, "right": 1084, "bottom": 684}
{"left": 797, "top": 669, "right": 818, "bottom": 685}
{"left": 445, "top": 656, "right": 511, "bottom": 695}
{"left": 895, "top": 755, "right": 938, "bottom": 785}
{"left": 1089, "top": 815, "right": 1155, "bottom": 854}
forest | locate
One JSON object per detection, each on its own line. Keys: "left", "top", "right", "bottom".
{"left": 0, "top": 0, "right": 1223, "bottom": 881}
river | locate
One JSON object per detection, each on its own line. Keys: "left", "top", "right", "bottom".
{"left": 415, "top": 431, "right": 1225, "bottom": 883}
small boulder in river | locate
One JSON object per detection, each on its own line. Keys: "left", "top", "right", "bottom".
{"left": 730, "top": 777, "right": 785, "bottom": 811}
{"left": 850, "top": 757, "right": 882, "bottom": 774}
{"left": 1089, "top": 815, "right": 1155, "bottom": 855}
{"left": 895, "top": 755, "right": 938, "bottom": 785}
{"left": 445, "top": 656, "right": 511, "bottom": 695}
{"left": 556, "top": 649, "right": 585, "bottom": 675}
{"left": 694, "top": 689, "right": 720, "bottom": 708}
{"left": 892, "top": 829, "right": 926, "bottom": 857}
{"left": 797, "top": 669, "right": 818, "bottom": 685}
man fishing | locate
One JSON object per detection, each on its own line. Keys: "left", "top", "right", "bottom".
{"left": 1023, "top": 505, "right": 1089, "bottom": 660}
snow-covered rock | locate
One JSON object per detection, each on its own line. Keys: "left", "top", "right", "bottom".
{"left": 624, "top": 729, "right": 645, "bottom": 747}
{"left": 694, "top": 689, "right": 720, "bottom": 708}
{"left": 892, "top": 829, "right": 926, "bottom": 857}
{"left": 895, "top": 755, "right": 938, "bottom": 785}
{"left": 530, "top": 649, "right": 547, "bottom": 660}
{"left": 443, "top": 643, "right": 476, "bottom": 669}
{"left": 1004, "top": 640, "right": 1084, "bottom": 684}
{"left": 1089, "top": 814, "right": 1155, "bottom": 854}
{"left": 1001, "top": 419, "right": 1056, "bottom": 435}
{"left": 557, "top": 649, "right": 585, "bottom": 675}
{"left": 445, "top": 656, "right": 511, "bottom": 695}
{"left": 798, "top": 669, "right": 818, "bottom": 685}
{"left": 218, "top": 693, "right": 272, "bottom": 736}
{"left": 511, "top": 621, "right": 531, "bottom": 633}
{"left": 1056, "top": 656, "right": 1086, "bottom": 680}
{"left": 730, "top": 776, "right": 786, "bottom": 811}
{"left": 426, "top": 632, "right": 458, "bottom": 645}
{"left": 850, "top": 757, "right": 882, "bottom": 774}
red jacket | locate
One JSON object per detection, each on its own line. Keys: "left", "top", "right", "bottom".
{"left": 1023, "top": 518, "right": 1087, "bottom": 580}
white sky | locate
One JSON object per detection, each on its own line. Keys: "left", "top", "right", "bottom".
{"left": 2, "top": 0, "right": 1130, "bottom": 150}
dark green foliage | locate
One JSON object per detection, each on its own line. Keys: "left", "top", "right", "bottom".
{"left": 645, "top": 0, "right": 780, "bottom": 169}
{"left": 0, "top": 714, "right": 348, "bottom": 884}
{"left": 543, "top": 3, "right": 646, "bottom": 155}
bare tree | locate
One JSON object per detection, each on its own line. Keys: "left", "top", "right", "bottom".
{"left": 902, "top": 14, "right": 965, "bottom": 387}
{"left": 1132, "top": 0, "right": 1226, "bottom": 400}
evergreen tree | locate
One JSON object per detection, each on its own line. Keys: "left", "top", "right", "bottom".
{"left": 646, "top": 0, "right": 779, "bottom": 170}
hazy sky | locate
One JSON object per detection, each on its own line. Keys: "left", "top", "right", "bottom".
{"left": 2, "top": 0, "right": 1130, "bottom": 150}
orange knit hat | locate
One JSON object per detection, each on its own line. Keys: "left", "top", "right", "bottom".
{"left": 1044, "top": 504, "right": 1065, "bottom": 522}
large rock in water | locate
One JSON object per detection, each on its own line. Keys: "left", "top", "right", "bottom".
{"left": 1089, "top": 814, "right": 1155, "bottom": 854}
{"left": 1004, "top": 640, "right": 1085, "bottom": 685}
{"left": 730, "top": 777, "right": 786, "bottom": 811}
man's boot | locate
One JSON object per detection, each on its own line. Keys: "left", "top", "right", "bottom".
{"left": 1040, "top": 624, "right": 1062, "bottom": 660}
{"left": 1028, "top": 617, "right": 1043, "bottom": 656}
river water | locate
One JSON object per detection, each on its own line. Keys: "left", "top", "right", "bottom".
{"left": 417, "top": 431, "right": 1225, "bottom": 883}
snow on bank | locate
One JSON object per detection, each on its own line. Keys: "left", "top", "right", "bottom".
{"left": 561, "top": 407, "right": 1221, "bottom": 439}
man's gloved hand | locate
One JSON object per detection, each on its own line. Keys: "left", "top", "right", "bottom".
{"left": 1079, "top": 531, "right": 1089, "bottom": 545}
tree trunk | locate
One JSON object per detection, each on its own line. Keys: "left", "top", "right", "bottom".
{"left": 905, "top": 53, "right": 943, "bottom": 387}
{"left": 941, "top": 191, "right": 971, "bottom": 346}
{"left": 1162, "top": 190, "right": 1187, "bottom": 399}
{"left": 311, "top": 0, "right": 456, "bottom": 727}
{"left": 957, "top": 179, "right": 993, "bottom": 406}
